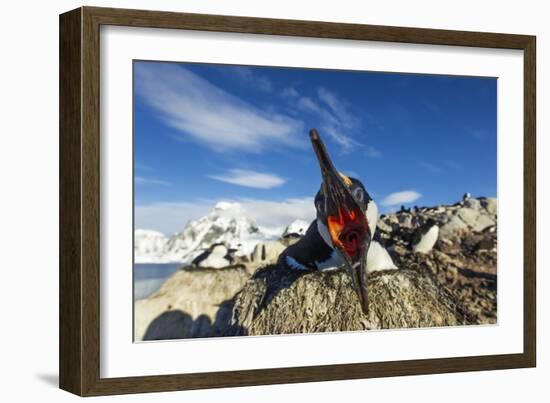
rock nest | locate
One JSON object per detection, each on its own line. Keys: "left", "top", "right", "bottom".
{"left": 228, "top": 265, "right": 474, "bottom": 336}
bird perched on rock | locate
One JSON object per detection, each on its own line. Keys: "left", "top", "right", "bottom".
{"left": 412, "top": 219, "right": 439, "bottom": 254}
{"left": 278, "top": 129, "right": 396, "bottom": 314}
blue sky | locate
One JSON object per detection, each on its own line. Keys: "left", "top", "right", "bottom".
{"left": 134, "top": 61, "right": 496, "bottom": 235}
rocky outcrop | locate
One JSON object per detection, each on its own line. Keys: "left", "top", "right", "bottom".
{"left": 135, "top": 196, "right": 497, "bottom": 340}
{"left": 134, "top": 265, "right": 250, "bottom": 341}
{"left": 378, "top": 197, "right": 497, "bottom": 325}
{"left": 228, "top": 265, "right": 473, "bottom": 336}
{"left": 377, "top": 196, "right": 496, "bottom": 244}
{"left": 391, "top": 230, "right": 497, "bottom": 325}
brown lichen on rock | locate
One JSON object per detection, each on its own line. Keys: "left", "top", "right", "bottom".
{"left": 228, "top": 265, "right": 474, "bottom": 336}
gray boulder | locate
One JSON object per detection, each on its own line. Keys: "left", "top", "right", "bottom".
{"left": 251, "top": 240, "right": 286, "bottom": 264}
{"left": 456, "top": 207, "right": 495, "bottom": 232}
{"left": 464, "top": 197, "right": 482, "bottom": 210}
{"left": 472, "top": 214, "right": 496, "bottom": 232}
{"left": 481, "top": 197, "right": 498, "bottom": 215}
{"left": 439, "top": 216, "right": 468, "bottom": 238}
{"left": 135, "top": 266, "right": 250, "bottom": 340}
{"left": 456, "top": 207, "right": 481, "bottom": 226}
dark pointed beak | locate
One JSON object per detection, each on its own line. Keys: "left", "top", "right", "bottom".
{"left": 309, "top": 128, "right": 371, "bottom": 314}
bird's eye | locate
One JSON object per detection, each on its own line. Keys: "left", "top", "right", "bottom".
{"left": 352, "top": 187, "right": 364, "bottom": 203}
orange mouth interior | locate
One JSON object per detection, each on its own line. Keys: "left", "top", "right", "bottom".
{"left": 327, "top": 206, "right": 369, "bottom": 262}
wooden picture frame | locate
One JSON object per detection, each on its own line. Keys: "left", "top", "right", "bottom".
{"left": 59, "top": 6, "right": 536, "bottom": 396}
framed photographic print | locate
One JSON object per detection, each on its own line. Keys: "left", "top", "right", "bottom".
{"left": 59, "top": 6, "right": 536, "bottom": 396}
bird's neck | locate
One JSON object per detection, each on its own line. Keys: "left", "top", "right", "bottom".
{"left": 317, "top": 220, "right": 335, "bottom": 249}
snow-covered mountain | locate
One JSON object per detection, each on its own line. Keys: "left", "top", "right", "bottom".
{"left": 134, "top": 229, "right": 170, "bottom": 263}
{"left": 282, "top": 219, "right": 310, "bottom": 237}
{"left": 135, "top": 201, "right": 279, "bottom": 264}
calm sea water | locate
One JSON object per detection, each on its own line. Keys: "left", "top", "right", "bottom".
{"left": 134, "top": 263, "right": 182, "bottom": 301}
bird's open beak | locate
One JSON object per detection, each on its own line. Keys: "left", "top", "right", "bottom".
{"left": 309, "top": 129, "right": 371, "bottom": 314}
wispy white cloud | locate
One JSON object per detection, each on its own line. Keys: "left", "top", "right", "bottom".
{"left": 135, "top": 63, "right": 304, "bottom": 153}
{"left": 135, "top": 197, "right": 315, "bottom": 236}
{"left": 381, "top": 190, "right": 422, "bottom": 206}
{"left": 365, "top": 146, "right": 382, "bottom": 158}
{"left": 320, "top": 125, "right": 360, "bottom": 154}
{"left": 208, "top": 169, "right": 286, "bottom": 189}
{"left": 297, "top": 96, "right": 327, "bottom": 117}
{"left": 228, "top": 66, "right": 274, "bottom": 93}
{"left": 318, "top": 87, "right": 359, "bottom": 129}
{"left": 280, "top": 87, "right": 299, "bottom": 99}
{"left": 135, "top": 176, "right": 170, "bottom": 186}
{"left": 293, "top": 88, "right": 361, "bottom": 154}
